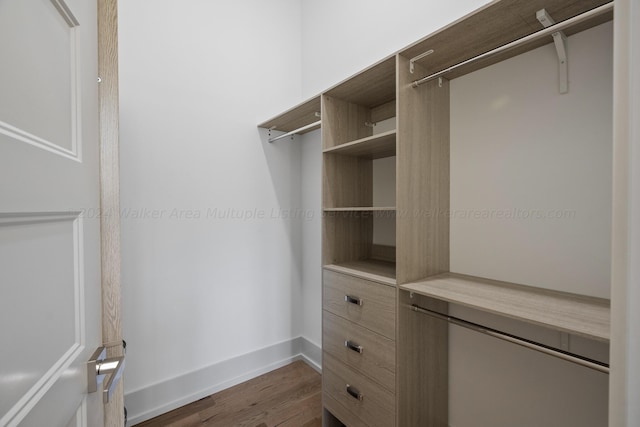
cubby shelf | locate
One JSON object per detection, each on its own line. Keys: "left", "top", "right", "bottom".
{"left": 400, "top": 272, "right": 610, "bottom": 342}
{"left": 323, "top": 130, "right": 397, "bottom": 159}
{"left": 324, "top": 260, "right": 397, "bottom": 287}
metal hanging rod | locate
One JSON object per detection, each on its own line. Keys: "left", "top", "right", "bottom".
{"left": 409, "top": 303, "right": 609, "bottom": 374}
{"left": 268, "top": 120, "right": 321, "bottom": 143}
{"left": 412, "top": 2, "right": 613, "bottom": 88}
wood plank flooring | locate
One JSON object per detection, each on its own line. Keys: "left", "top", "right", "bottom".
{"left": 133, "top": 361, "right": 322, "bottom": 427}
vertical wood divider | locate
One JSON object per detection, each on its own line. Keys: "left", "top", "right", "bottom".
{"left": 396, "top": 53, "right": 450, "bottom": 426}
{"left": 396, "top": 56, "right": 450, "bottom": 285}
{"left": 98, "top": 0, "right": 124, "bottom": 424}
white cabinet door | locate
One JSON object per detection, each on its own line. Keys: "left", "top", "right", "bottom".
{"left": 0, "top": 0, "right": 104, "bottom": 426}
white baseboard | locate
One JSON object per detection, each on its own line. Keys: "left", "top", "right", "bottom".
{"left": 125, "top": 336, "right": 322, "bottom": 426}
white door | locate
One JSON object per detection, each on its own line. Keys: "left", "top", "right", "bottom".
{"left": 0, "top": 0, "right": 104, "bottom": 426}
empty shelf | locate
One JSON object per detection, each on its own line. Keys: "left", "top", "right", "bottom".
{"left": 400, "top": 272, "right": 610, "bottom": 342}
{"left": 324, "top": 260, "right": 396, "bottom": 286}
{"left": 323, "top": 207, "right": 396, "bottom": 212}
{"left": 323, "top": 130, "right": 396, "bottom": 159}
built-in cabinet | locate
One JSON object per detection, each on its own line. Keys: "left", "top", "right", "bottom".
{"left": 258, "top": 0, "right": 613, "bottom": 425}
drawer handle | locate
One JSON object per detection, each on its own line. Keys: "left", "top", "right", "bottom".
{"left": 344, "top": 295, "right": 363, "bottom": 306}
{"left": 345, "top": 340, "right": 363, "bottom": 354}
{"left": 346, "top": 384, "right": 364, "bottom": 401}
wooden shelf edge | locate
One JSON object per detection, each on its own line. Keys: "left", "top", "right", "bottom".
{"left": 257, "top": 94, "right": 322, "bottom": 133}
{"left": 324, "top": 261, "right": 396, "bottom": 287}
{"left": 323, "top": 207, "right": 396, "bottom": 212}
{"left": 400, "top": 272, "right": 610, "bottom": 342}
{"left": 323, "top": 130, "right": 397, "bottom": 157}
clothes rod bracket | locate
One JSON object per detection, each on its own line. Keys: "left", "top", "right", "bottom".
{"left": 537, "top": 9, "right": 569, "bottom": 94}
{"left": 408, "top": 303, "right": 609, "bottom": 374}
{"left": 411, "top": 2, "right": 612, "bottom": 88}
{"left": 409, "top": 49, "right": 434, "bottom": 73}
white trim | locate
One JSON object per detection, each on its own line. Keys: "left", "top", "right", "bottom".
{"left": 50, "top": 0, "right": 80, "bottom": 28}
{"left": 300, "top": 337, "right": 322, "bottom": 372}
{"left": 125, "top": 337, "right": 322, "bottom": 426}
{"left": 0, "top": 211, "right": 81, "bottom": 225}
{"left": 610, "top": 0, "right": 640, "bottom": 425}
{"left": 0, "top": 121, "right": 79, "bottom": 162}
{"left": 0, "top": 211, "right": 85, "bottom": 427}
{"left": 0, "top": 344, "right": 83, "bottom": 427}
{"left": 0, "top": 0, "right": 82, "bottom": 162}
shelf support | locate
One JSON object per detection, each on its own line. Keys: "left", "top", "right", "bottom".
{"left": 411, "top": 3, "right": 613, "bottom": 88}
{"left": 409, "top": 49, "right": 434, "bottom": 74}
{"left": 536, "top": 9, "right": 568, "bottom": 94}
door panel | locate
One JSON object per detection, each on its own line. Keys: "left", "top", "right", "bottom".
{"left": 0, "top": 214, "right": 82, "bottom": 418}
{"left": 0, "top": 0, "right": 79, "bottom": 158}
{"left": 0, "top": 0, "right": 103, "bottom": 425}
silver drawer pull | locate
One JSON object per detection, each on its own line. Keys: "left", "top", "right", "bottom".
{"left": 345, "top": 340, "right": 363, "bottom": 354}
{"left": 345, "top": 295, "right": 363, "bottom": 306}
{"left": 346, "top": 384, "right": 364, "bottom": 401}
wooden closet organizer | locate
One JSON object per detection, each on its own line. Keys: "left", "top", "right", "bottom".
{"left": 258, "top": 0, "right": 613, "bottom": 425}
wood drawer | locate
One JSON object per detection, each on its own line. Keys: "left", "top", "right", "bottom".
{"left": 323, "top": 310, "right": 395, "bottom": 391}
{"left": 323, "top": 352, "right": 395, "bottom": 427}
{"left": 323, "top": 269, "right": 396, "bottom": 339}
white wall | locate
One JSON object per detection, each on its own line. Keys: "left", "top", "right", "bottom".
{"left": 300, "top": 0, "right": 491, "bottom": 97}
{"left": 447, "top": 22, "right": 612, "bottom": 426}
{"left": 118, "top": 0, "right": 304, "bottom": 420}
{"left": 450, "top": 22, "right": 613, "bottom": 299}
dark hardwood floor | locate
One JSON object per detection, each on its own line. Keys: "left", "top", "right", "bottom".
{"left": 133, "top": 360, "right": 322, "bottom": 427}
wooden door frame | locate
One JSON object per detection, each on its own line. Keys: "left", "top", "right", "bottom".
{"left": 98, "top": 0, "right": 123, "bottom": 425}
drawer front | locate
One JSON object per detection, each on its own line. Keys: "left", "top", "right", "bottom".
{"left": 324, "top": 393, "right": 368, "bottom": 427}
{"left": 323, "top": 310, "right": 395, "bottom": 391}
{"left": 323, "top": 269, "right": 396, "bottom": 339}
{"left": 323, "top": 352, "right": 395, "bottom": 427}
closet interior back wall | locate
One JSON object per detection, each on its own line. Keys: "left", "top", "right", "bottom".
{"left": 447, "top": 21, "right": 612, "bottom": 427}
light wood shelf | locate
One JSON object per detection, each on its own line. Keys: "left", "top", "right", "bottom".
{"left": 323, "top": 207, "right": 396, "bottom": 212}
{"left": 323, "top": 130, "right": 396, "bottom": 159}
{"left": 400, "top": 272, "right": 610, "bottom": 342}
{"left": 257, "top": 95, "right": 321, "bottom": 134}
{"left": 324, "top": 260, "right": 397, "bottom": 287}
{"left": 399, "top": 0, "right": 611, "bottom": 82}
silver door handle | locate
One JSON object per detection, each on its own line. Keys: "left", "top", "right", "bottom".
{"left": 87, "top": 346, "right": 126, "bottom": 403}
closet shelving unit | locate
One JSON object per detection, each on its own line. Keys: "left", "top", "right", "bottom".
{"left": 258, "top": 0, "right": 613, "bottom": 425}
{"left": 322, "top": 55, "right": 398, "bottom": 284}
{"left": 401, "top": 273, "right": 610, "bottom": 342}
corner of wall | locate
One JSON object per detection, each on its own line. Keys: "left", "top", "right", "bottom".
{"left": 125, "top": 336, "right": 322, "bottom": 425}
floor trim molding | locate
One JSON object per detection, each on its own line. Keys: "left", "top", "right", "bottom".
{"left": 125, "top": 336, "right": 321, "bottom": 426}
